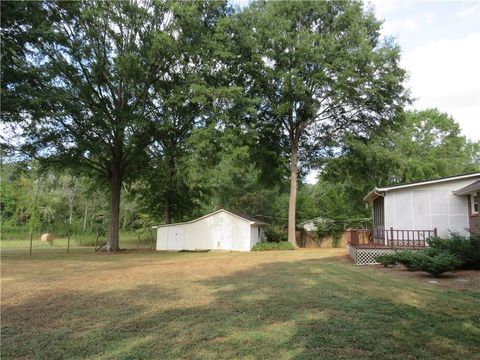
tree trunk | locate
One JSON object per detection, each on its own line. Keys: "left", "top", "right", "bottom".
{"left": 106, "top": 167, "right": 122, "bottom": 251}
{"left": 90, "top": 194, "right": 96, "bottom": 228}
{"left": 288, "top": 141, "right": 298, "bottom": 247}
{"left": 164, "top": 150, "right": 175, "bottom": 224}
{"left": 68, "top": 177, "right": 78, "bottom": 225}
{"left": 82, "top": 200, "right": 88, "bottom": 232}
{"left": 164, "top": 195, "right": 172, "bottom": 224}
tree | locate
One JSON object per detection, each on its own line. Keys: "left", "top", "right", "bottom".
{"left": 2, "top": 1, "right": 229, "bottom": 250}
{"left": 134, "top": 1, "right": 232, "bottom": 224}
{"left": 238, "top": 1, "right": 408, "bottom": 245}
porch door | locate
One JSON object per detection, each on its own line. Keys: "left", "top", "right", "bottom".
{"left": 373, "top": 197, "right": 385, "bottom": 242}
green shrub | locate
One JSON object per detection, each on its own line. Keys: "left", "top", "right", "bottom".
{"left": 391, "top": 250, "right": 422, "bottom": 271}
{"left": 428, "top": 233, "right": 480, "bottom": 269}
{"left": 264, "top": 227, "right": 288, "bottom": 243}
{"left": 316, "top": 220, "right": 344, "bottom": 248}
{"left": 252, "top": 241, "right": 294, "bottom": 251}
{"left": 388, "top": 249, "right": 462, "bottom": 277}
{"left": 415, "top": 251, "right": 462, "bottom": 277}
{"left": 374, "top": 254, "right": 398, "bottom": 267}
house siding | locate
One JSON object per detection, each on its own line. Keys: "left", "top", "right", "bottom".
{"left": 384, "top": 179, "right": 475, "bottom": 237}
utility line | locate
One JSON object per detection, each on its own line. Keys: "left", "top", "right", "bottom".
{"left": 254, "top": 214, "right": 372, "bottom": 223}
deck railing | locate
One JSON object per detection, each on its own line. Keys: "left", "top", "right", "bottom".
{"left": 347, "top": 227, "right": 437, "bottom": 248}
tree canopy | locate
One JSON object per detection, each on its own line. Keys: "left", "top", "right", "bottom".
{"left": 235, "top": 0, "right": 408, "bottom": 244}
{"left": 3, "top": 1, "right": 477, "bottom": 250}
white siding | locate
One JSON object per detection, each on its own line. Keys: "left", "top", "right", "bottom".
{"left": 156, "top": 210, "right": 263, "bottom": 251}
{"left": 249, "top": 225, "right": 264, "bottom": 249}
{"left": 384, "top": 179, "right": 473, "bottom": 236}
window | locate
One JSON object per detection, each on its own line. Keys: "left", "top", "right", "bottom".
{"left": 472, "top": 194, "right": 478, "bottom": 214}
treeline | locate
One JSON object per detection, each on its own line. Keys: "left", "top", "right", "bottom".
{"left": 2, "top": 108, "right": 478, "bottom": 238}
{"left": 1, "top": 1, "right": 478, "bottom": 249}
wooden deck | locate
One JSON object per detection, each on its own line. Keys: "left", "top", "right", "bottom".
{"left": 346, "top": 228, "right": 437, "bottom": 249}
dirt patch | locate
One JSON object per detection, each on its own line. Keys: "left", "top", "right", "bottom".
{"left": 375, "top": 265, "right": 480, "bottom": 292}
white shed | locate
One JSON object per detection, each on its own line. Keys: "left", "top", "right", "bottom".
{"left": 154, "top": 209, "right": 268, "bottom": 251}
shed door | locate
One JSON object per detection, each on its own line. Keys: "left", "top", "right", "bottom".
{"left": 168, "top": 227, "right": 185, "bottom": 250}
{"left": 212, "top": 225, "right": 233, "bottom": 250}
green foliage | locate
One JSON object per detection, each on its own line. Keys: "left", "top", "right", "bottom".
{"left": 428, "top": 233, "right": 480, "bottom": 270}
{"left": 237, "top": 0, "right": 408, "bottom": 242}
{"left": 384, "top": 249, "right": 462, "bottom": 277}
{"left": 315, "top": 221, "right": 346, "bottom": 248}
{"left": 374, "top": 254, "right": 398, "bottom": 268}
{"left": 264, "top": 227, "right": 288, "bottom": 243}
{"left": 2, "top": 0, "right": 477, "bottom": 249}
{"left": 414, "top": 251, "right": 463, "bottom": 277}
{"left": 252, "top": 242, "right": 295, "bottom": 251}
{"left": 391, "top": 250, "right": 423, "bottom": 272}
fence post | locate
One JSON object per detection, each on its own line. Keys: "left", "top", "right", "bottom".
{"left": 95, "top": 234, "right": 98, "bottom": 252}
{"left": 67, "top": 233, "right": 71, "bottom": 254}
{"left": 137, "top": 234, "right": 140, "bottom": 249}
{"left": 29, "top": 232, "right": 33, "bottom": 257}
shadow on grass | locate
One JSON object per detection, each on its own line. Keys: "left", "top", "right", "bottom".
{"left": 1, "top": 256, "right": 479, "bottom": 359}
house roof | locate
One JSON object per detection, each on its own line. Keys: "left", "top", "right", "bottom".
{"left": 454, "top": 180, "right": 480, "bottom": 196}
{"left": 363, "top": 172, "right": 480, "bottom": 202}
{"left": 152, "top": 209, "right": 269, "bottom": 228}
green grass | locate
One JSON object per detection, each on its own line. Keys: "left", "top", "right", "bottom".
{"left": 0, "top": 229, "right": 155, "bottom": 252}
{"left": 1, "top": 249, "right": 479, "bottom": 359}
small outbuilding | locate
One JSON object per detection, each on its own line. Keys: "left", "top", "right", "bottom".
{"left": 154, "top": 209, "right": 268, "bottom": 251}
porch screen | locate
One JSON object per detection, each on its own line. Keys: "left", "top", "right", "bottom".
{"left": 373, "top": 196, "right": 385, "bottom": 238}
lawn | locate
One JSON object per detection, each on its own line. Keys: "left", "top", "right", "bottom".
{"left": 1, "top": 248, "right": 479, "bottom": 360}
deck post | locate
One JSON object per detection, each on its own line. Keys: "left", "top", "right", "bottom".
{"left": 389, "top": 227, "right": 394, "bottom": 247}
{"left": 433, "top": 227, "right": 438, "bottom": 237}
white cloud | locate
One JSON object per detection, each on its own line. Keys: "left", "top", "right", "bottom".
{"left": 368, "top": 0, "right": 405, "bottom": 18}
{"left": 402, "top": 32, "right": 480, "bottom": 140}
{"left": 230, "top": 0, "right": 251, "bottom": 9}
{"left": 381, "top": 17, "right": 420, "bottom": 36}
{"left": 426, "top": 13, "right": 435, "bottom": 25}
{"left": 455, "top": 3, "right": 480, "bottom": 18}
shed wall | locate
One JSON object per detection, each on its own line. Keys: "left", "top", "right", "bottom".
{"left": 156, "top": 211, "right": 256, "bottom": 251}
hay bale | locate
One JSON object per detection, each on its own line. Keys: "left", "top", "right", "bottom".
{"left": 40, "top": 233, "right": 55, "bottom": 242}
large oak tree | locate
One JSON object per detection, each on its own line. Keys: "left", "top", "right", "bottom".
{"left": 238, "top": 1, "right": 408, "bottom": 245}
{"left": 2, "top": 1, "right": 229, "bottom": 250}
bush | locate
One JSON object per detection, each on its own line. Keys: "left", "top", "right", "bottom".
{"left": 428, "top": 233, "right": 480, "bottom": 269}
{"left": 384, "top": 249, "right": 462, "bottom": 277}
{"left": 391, "top": 250, "right": 423, "bottom": 271}
{"left": 374, "top": 254, "right": 398, "bottom": 268}
{"left": 264, "top": 226, "right": 288, "bottom": 243}
{"left": 316, "top": 220, "right": 345, "bottom": 248}
{"left": 252, "top": 241, "right": 294, "bottom": 251}
{"left": 414, "top": 251, "right": 462, "bottom": 277}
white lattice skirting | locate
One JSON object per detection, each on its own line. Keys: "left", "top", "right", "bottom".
{"left": 347, "top": 244, "right": 423, "bottom": 265}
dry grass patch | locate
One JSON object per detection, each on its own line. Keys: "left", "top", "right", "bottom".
{"left": 1, "top": 248, "right": 479, "bottom": 359}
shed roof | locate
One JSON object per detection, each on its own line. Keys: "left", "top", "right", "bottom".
{"left": 153, "top": 209, "right": 269, "bottom": 228}
{"left": 363, "top": 172, "right": 480, "bottom": 202}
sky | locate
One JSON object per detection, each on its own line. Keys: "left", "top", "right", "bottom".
{"left": 232, "top": 0, "right": 480, "bottom": 142}
{"left": 371, "top": 0, "right": 480, "bottom": 142}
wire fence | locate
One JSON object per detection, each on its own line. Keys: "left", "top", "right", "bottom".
{"left": 0, "top": 228, "right": 156, "bottom": 256}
